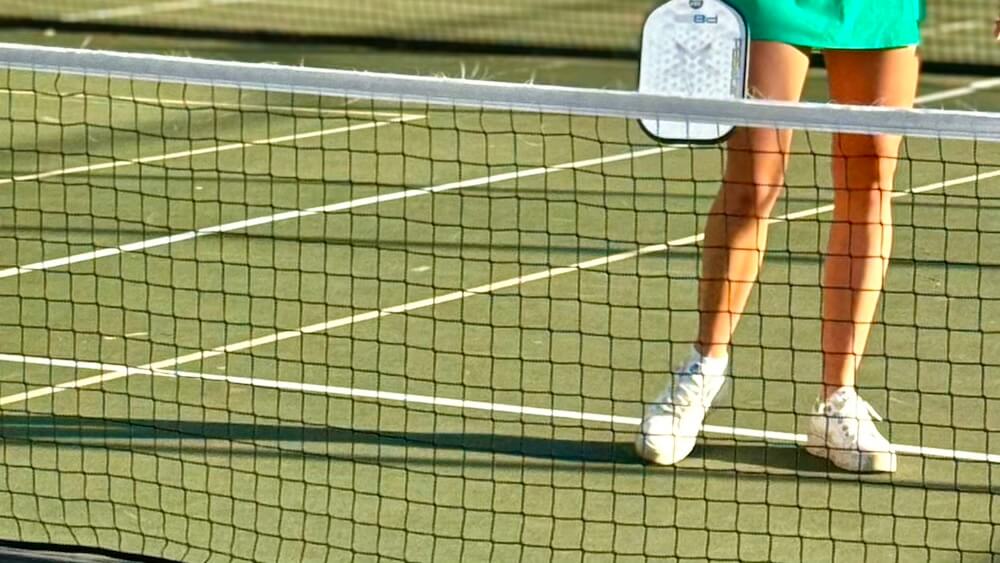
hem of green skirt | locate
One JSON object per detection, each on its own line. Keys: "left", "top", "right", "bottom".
{"left": 750, "top": 32, "right": 921, "bottom": 51}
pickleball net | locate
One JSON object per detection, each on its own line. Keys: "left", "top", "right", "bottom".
{"left": 0, "top": 0, "right": 997, "bottom": 73}
{"left": 0, "top": 43, "right": 998, "bottom": 562}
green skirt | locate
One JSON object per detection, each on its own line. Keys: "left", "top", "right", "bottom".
{"left": 727, "top": 0, "right": 924, "bottom": 50}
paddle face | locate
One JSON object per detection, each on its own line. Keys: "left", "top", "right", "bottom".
{"left": 638, "top": 0, "right": 749, "bottom": 143}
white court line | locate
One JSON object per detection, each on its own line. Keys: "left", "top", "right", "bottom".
{"left": 3, "top": 167, "right": 998, "bottom": 405}
{"left": 62, "top": 0, "right": 256, "bottom": 23}
{"left": 1, "top": 353, "right": 996, "bottom": 464}
{"left": 0, "top": 145, "right": 673, "bottom": 279}
{"left": 914, "top": 78, "right": 1000, "bottom": 106}
{"left": 0, "top": 88, "right": 414, "bottom": 119}
{"left": 0, "top": 115, "right": 419, "bottom": 188}
{"left": 0, "top": 75, "right": 987, "bottom": 279}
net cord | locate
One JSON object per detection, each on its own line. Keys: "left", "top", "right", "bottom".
{"left": 1, "top": 42, "right": 999, "bottom": 141}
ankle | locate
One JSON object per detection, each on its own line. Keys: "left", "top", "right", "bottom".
{"left": 822, "top": 384, "right": 850, "bottom": 401}
{"left": 690, "top": 346, "right": 729, "bottom": 377}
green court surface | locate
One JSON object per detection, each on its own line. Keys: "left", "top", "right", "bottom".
{"left": 0, "top": 31, "right": 1000, "bottom": 563}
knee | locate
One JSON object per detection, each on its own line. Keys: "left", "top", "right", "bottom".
{"left": 835, "top": 132, "right": 902, "bottom": 159}
{"left": 834, "top": 133, "right": 902, "bottom": 190}
{"left": 835, "top": 187, "right": 894, "bottom": 225}
{"left": 720, "top": 127, "right": 792, "bottom": 218}
{"left": 726, "top": 128, "right": 791, "bottom": 190}
{"left": 718, "top": 182, "right": 783, "bottom": 220}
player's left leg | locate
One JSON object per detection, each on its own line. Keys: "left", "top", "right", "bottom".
{"left": 808, "top": 47, "right": 920, "bottom": 472}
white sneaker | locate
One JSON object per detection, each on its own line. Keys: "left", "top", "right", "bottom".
{"left": 635, "top": 357, "right": 727, "bottom": 465}
{"left": 805, "top": 387, "right": 897, "bottom": 473}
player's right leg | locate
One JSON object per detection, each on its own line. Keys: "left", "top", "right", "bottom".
{"left": 637, "top": 41, "right": 810, "bottom": 465}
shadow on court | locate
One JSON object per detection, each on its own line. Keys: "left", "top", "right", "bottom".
{"left": 0, "top": 413, "right": 994, "bottom": 495}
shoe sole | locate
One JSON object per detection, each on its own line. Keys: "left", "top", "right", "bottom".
{"left": 805, "top": 441, "right": 897, "bottom": 473}
{"left": 634, "top": 433, "right": 697, "bottom": 466}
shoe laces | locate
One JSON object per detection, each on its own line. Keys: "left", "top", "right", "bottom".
{"left": 824, "top": 388, "right": 884, "bottom": 439}
{"left": 658, "top": 361, "right": 714, "bottom": 408}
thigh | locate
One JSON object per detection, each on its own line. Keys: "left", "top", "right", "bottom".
{"left": 824, "top": 47, "right": 919, "bottom": 107}
{"left": 731, "top": 41, "right": 811, "bottom": 149}
{"left": 824, "top": 47, "right": 920, "bottom": 159}
{"left": 724, "top": 41, "right": 810, "bottom": 197}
